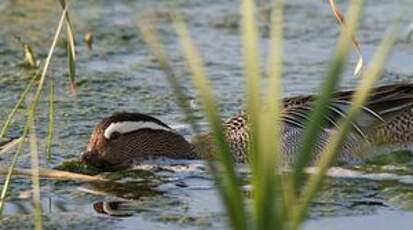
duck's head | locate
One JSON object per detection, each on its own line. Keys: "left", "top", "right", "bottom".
{"left": 81, "top": 112, "right": 195, "bottom": 169}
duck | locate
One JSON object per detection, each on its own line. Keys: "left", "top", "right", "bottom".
{"left": 81, "top": 83, "right": 413, "bottom": 169}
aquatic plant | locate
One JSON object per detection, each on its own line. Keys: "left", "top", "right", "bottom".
{"left": 139, "top": 0, "right": 396, "bottom": 229}
{"left": 0, "top": 1, "right": 77, "bottom": 229}
{"left": 59, "top": 0, "right": 77, "bottom": 94}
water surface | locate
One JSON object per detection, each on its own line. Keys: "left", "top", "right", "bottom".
{"left": 0, "top": 0, "right": 412, "bottom": 229}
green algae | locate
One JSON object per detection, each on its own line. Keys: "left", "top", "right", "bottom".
{"left": 380, "top": 185, "right": 413, "bottom": 210}
{"left": 156, "top": 214, "right": 213, "bottom": 227}
{"left": 54, "top": 158, "right": 163, "bottom": 199}
{"left": 309, "top": 178, "right": 383, "bottom": 217}
{"left": 54, "top": 158, "right": 102, "bottom": 176}
{"left": 0, "top": 213, "right": 115, "bottom": 230}
{"left": 357, "top": 150, "right": 413, "bottom": 175}
{"left": 100, "top": 168, "right": 155, "bottom": 181}
{"left": 366, "top": 150, "right": 413, "bottom": 166}
{"left": 88, "top": 181, "right": 161, "bottom": 200}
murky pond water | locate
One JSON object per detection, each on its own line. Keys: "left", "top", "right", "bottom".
{"left": 0, "top": 0, "right": 412, "bottom": 229}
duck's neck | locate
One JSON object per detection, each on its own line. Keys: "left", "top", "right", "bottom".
{"left": 190, "top": 130, "right": 250, "bottom": 163}
{"left": 190, "top": 133, "right": 216, "bottom": 160}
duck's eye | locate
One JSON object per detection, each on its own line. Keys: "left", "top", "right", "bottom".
{"left": 110, "top": 131, "right": 121, "bottom": 140}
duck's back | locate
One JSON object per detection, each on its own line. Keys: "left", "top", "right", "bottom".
{"left": 224, "top": 83, "right": 413, "bottom": 164}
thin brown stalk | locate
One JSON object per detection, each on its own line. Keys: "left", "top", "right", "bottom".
{"left": 328, "top": 0, "right": 364, "bottom": 76}
{"left": 0, "top": 165, "right": 108, "bottom": 182}
{"left": 0, "top": 137, "right": 24, "bottom": 156}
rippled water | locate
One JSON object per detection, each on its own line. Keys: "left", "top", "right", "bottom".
{"left": 0, "top": 0, "right": 412, "bottom": 229}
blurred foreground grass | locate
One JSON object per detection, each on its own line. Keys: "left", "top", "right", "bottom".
{"left": 0, "top": 0, "right": 399, "bottom": 229}
{"left": 139, "top": 0, "right": 396, "bottom": 229}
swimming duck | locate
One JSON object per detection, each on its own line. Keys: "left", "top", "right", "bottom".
{"left": 81, "top": 83, "right": 413, "bottom": 169}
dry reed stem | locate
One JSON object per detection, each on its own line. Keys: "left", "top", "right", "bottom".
{"left": 0, "top": 165, "right": 108, "bottom": 183}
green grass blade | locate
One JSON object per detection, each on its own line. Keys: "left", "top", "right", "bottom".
{"left": 241, "top": 0, "right": 261, "bottom": 170}
{"left": 137, "top": 19, "right": 235, "bottom": 228}
{"left": 67, "top": 39, "right": 76, "bottom": 93}
{"left": 0, "top": 5, "right": 68, "bottom": 215}
{"left": 0, "top": 123, "right": 29, "bottom": 214}
{"left": 138, "top": 16, "right": 247, "bottom": 228}
{"left": 254, "top": 0, "right": 284, "bottom": 229}
{"left": 0, "top": 75, "right": 37, "bottom": 138}
{"left": 59, "top": 0, "right": 76, "bottom": 93}
{"left": 46, "top": 79, "right": 55, "bottom": 161}
{"left": 28, "top": 108, "right": 43, "bottom": 230}
{"left": 137, "top": 17, "right": 201, "bottom": 135}
{"left": 291, "top": 27, "right": 397, "bottom": 229}
{"left": 291, "top": 0, "right": 364, "bottom": 197}
{"left": 407, "top": 22, "right": 413, "bottom": 41}
{"left": 173, "top": 15, "right": 248, "bottom": 230}
{"left": 33, "top": 6, "right": 67, "bottom": 102}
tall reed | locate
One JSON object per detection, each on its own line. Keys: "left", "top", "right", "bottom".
{"left": 28, "top": 105, "right": 42, "bottom": 230}
{"left": 59, "top": 0, "right": 77, "bottom": 94}
{"left": 0, "top": 2, "right": 77, "bottom": 227}
{"left": 0, "top": 5, "right": 69, "bottom": 218}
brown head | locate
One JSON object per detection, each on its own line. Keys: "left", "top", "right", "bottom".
{"left": 81, "top": 112, "right": 195, "bottom": 169}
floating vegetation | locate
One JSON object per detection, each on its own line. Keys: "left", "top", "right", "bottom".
{"left": 0, "top": 213, "right": 115, "bottom": 230}
{"left": 367, "top": 150, "right": 413, "bottom": 166}
{"left": 12, "top": 35, "right": 38, "bottom": 68}
{"left": 55, "top": 158, "right": 102, "bottom": 176}
{"left": 84, "top": 32, "right": 93, "bottom": 49}
{"left": 23, "top": 44, "right": 38, "bottom": 68}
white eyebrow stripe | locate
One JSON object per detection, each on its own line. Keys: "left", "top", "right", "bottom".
{"left": 104, "top": 121, "right": 172, "bottom": 139}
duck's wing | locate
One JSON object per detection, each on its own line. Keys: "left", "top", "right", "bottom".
{"left": 356, "top": 84, "right": 413, "bottom": 121}
{"left": 281, "top": 83, "right": 413, "bottom": 136}
{"left": 281, "top": 95, "right": 366, "bottom": 136}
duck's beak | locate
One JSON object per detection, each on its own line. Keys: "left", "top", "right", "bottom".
{"left": 80, "top": 150, "right": 126, "bottom": 170}
{"left": 80, "top": 150, "right": 101, "bottom": 167}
